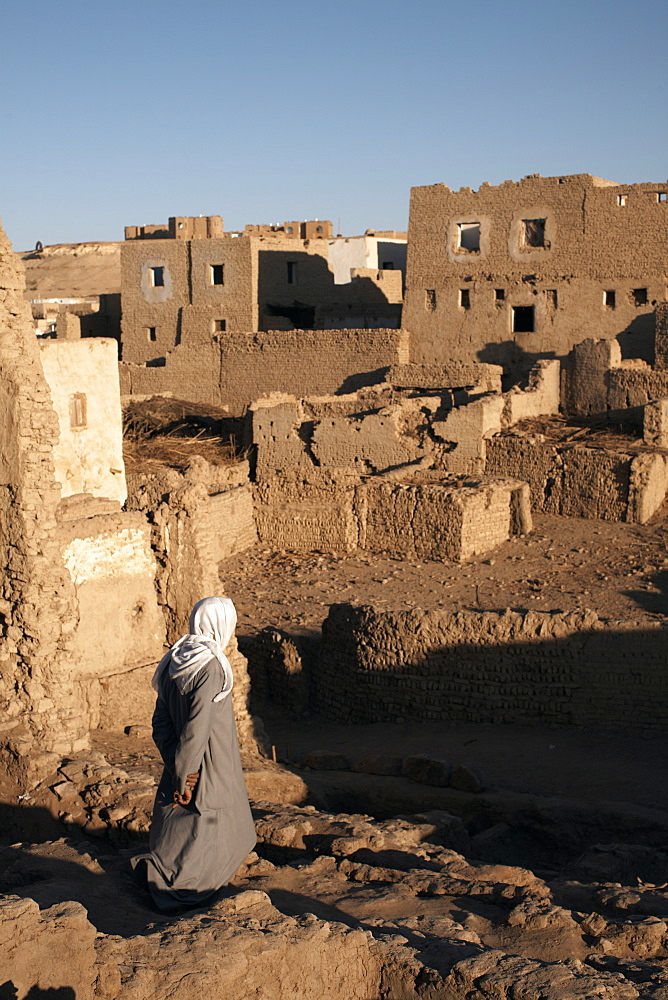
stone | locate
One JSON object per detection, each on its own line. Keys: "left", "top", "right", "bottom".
{"left": 401, "top": 755, "right": 452, "bottom": 787}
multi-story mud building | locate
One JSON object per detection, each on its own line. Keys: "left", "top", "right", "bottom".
{"left": 120, "top": 217, "right": 406, "bottom": 364}
{"left": 403, "top": 173, "right": 668, "bottom": 367}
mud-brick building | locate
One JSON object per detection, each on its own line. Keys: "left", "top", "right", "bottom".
{"left": 403, "top": 173, "right": 668, "bottom": 368}
{"left": 120, "top": 218, "right": 405, "bottom": 364}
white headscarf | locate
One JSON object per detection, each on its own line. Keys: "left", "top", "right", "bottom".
{"left": 152, "top": 596, "right": 236, "bottom": 703}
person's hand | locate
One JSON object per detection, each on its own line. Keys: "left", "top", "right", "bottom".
{"left": 172, "top": 773, "right": 198, "bottom": 808}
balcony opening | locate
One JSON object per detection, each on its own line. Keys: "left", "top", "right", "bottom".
{"left": 522, "top": 219, "right": 546, "bottom": 248}
{"left": 457, "top": 222, "right": 481, "bottom": 252}
{"left": 512, "top": 306, "right": 534, "bottom": 333}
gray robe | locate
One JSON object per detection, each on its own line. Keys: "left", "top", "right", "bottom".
{"left": 134, "top": 655, "right": 256, "bottom": 912}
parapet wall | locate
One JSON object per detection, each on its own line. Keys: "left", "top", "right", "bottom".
{"left": 120, "top": 327, "right": 409, "bottom": 414}
{"left": 316, "top": 604, "right": 668, "bottom": 730}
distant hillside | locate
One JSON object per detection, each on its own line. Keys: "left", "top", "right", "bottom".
{"left": 19, "top": 242, "right": 121, "bottom": 300}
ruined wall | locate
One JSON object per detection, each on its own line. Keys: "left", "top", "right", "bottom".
{"left": 252, "top": 470, "right": 531, "bottom": 562}
{"left": 0, "top": 222, "right": 85, "bottom": 756}
{"left": 563, "top": 337, "right": 668, "bottom": 422}
{"left": 404, "top": 174, "right": 667, "bottom": 367}
{"left": 120, "top": 327, "right": 409, "bottom": 414}
{"left": 485, "top": 435, "right": 668, "bottom": 523}
{"left": 39, "top": 338, "right": 127, "bottom": 504}
{"left": 316, "top": 604, "right": 668, "bottom": 730}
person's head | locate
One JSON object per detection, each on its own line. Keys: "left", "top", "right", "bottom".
{"left": 189, "top": 596, "right": 237, "bottom": 649}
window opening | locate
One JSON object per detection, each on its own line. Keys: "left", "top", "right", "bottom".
{"left": 522, "top": 219, "right": 546, "bottom": 248}
{"left": 457, "top": 222, "right": 481, "bottom": 252}
{"left": 287, "top": 262, "right": 298, "bottom": 284}
{"left": 286, "top": 226, "right": 293, "bottom": 234}
{"left": 69, "top": 393, "right": 87, "bottom": 430}
{"left": 658, "top": 193, "right": 667, "bottom": 203}
{"left": 382, "top": 261, "right": 394, "bottom": 269}
{"left": 512, "top": 306, "right": 534, "bottom": 333}
{"left": 495, "top": 288, "right": 505, "bottom": 302}
{"left": 425, "top": 289, "right": 436, "bottom": 311}
{"left": 604, "top": 290, "right": 616, "bottom": 309}
{"left": 617, "top": 194, "right": 627, "bottom": 207}
{"left": 210, "top": 263, "right": 224, "bottom": 285}
{"left": 632, "top": 288, "right": 648, "bottom": 306}
{"left": 212, "top": 319, "right": 227, "bottom": 332}
{"left": 150, "top": 266, "right": 165, "bottom": 287}
{"left": 147, "top": 327, "right": 157, "bottom": 342}
{"left": 316, "top": 225, "right": 323, "bottom": 233}
{"left": 459, "top": 289, "right": 471, "bottom": 309}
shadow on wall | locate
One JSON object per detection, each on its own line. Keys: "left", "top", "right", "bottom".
{"left": 476, "top": 341, "right": 557, "bottom": 390}
{"left": 617, "top": 312, "right": 655, "bottom": 363}
{"left": 257, "top": 250, "right": 399, "bottom": 331}
{"left": 0, "top": 985, "right": 75, "bottom": 999}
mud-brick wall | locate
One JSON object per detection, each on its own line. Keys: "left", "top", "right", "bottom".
{"left": 316, "top": 605, "right": 668, "bottom": 730}
{"left": 119, "top": 327, "right": 409, "bottom": 414}
{"left": 486, "top": 436, "right": 668, "bottom": 524}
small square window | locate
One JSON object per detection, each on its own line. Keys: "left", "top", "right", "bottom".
{"left": 512, "top": 306, "right": 534, "bottom": 333}
{"left": 457, "top": 222, "right": 481, "bottom": 252}
{"left": 459, "top": 288, "right": 471, "bottom": 309}
{"left": 69, "top": 393, "right": 87, "bottom": 430}
{"left": 632, "top": 288, "right": 648, "bottom": 306}
{"left": 425, "top": 289, "right": 436, "bottom": 311}
{"left": 617, "top": 194, "right": 627, "bottom": 207}
{"left": 147, "top": 326, "right": 157, "bottom": 342}
{"left": 522, "top": 219, "right": 546, "bottom": 248}
{"left": 495, "top": 288, "right": 505, "bottom": 302}
{"left": 211, "top": 319, "right": 227, "bottom": 332}
{"left": 210, "top": 264, "right": 224, "bottom": 285}
{"left": 604, "top": 290, "right": 616, "bottom": 309}
{"left": 150, "top": 266, "right": 164, "bottom": 287}
{"left": 658, "top": 192, "right": 667, "bottom": 203}
{"left": 287, "top": 262, "right": 298, "bottom": 284}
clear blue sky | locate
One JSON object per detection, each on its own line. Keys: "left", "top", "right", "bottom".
{"left": 1, "top": 0, "right": 666, "bottom": 250}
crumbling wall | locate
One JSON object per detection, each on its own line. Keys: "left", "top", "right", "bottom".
{"left": 316, "top": 604, "right": 668, "bottom": 730}
{"left": 125, "top": 457, "right": 260, "bottom": 749}
{"left": 120, "top": 327, "right": 409, "bottom": 415}
{"left": 404, "top": 173, "right": 667, "bottom": 366}
{"left": 40, "top": 338, "right": 127, "bottom": 504}
{"left": 252, "top": 470, "right": 530, "bottom": 563}
{"left": 486, "top": 435, "right": 668, "bottom": 523}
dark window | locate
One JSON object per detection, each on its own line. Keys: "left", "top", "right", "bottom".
{"left": 287, "top": 262, "right": 298, "bottom": 284}
{"left": 212, "top": 319, "right": 227, "bottom": 332}
{"left": 147, "top": 326, "right": 157, "bottom": 342}
{"left": 425, "top": 289, "right": 436, "bottom": 311}
{"left": 210, "top": 264, "right": 224, "bottom": 285}
{"left": 604, "top": 290, "right": 616, "bottom": 309}
{"left": 522, "top": 219, "right": 546, "bottom": 248}
{"left": 633, "top": 288, "right": 648, "bottom": 306}
{"left": 512, "top": 306, "right": 534, "bottom": 333}
{"left": 457, "top": 222, "right": 481, "bottom": 251}
{"left": 382, "top": 261, "right": 394, "bottom": 269}
{"left": 495, "top": 288, "right": 505, "bottom": 302}
{"left": 69, "top": 393, "right": 87, "bottom": 430}
{"left": 459, "top": 289, "right": 471, "bottom": 309}
{"left": 150, "top": 266, "right": 164, "bottom": 287}
{"left": 316, "top": 225, "right": 323, "bottom": 233}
